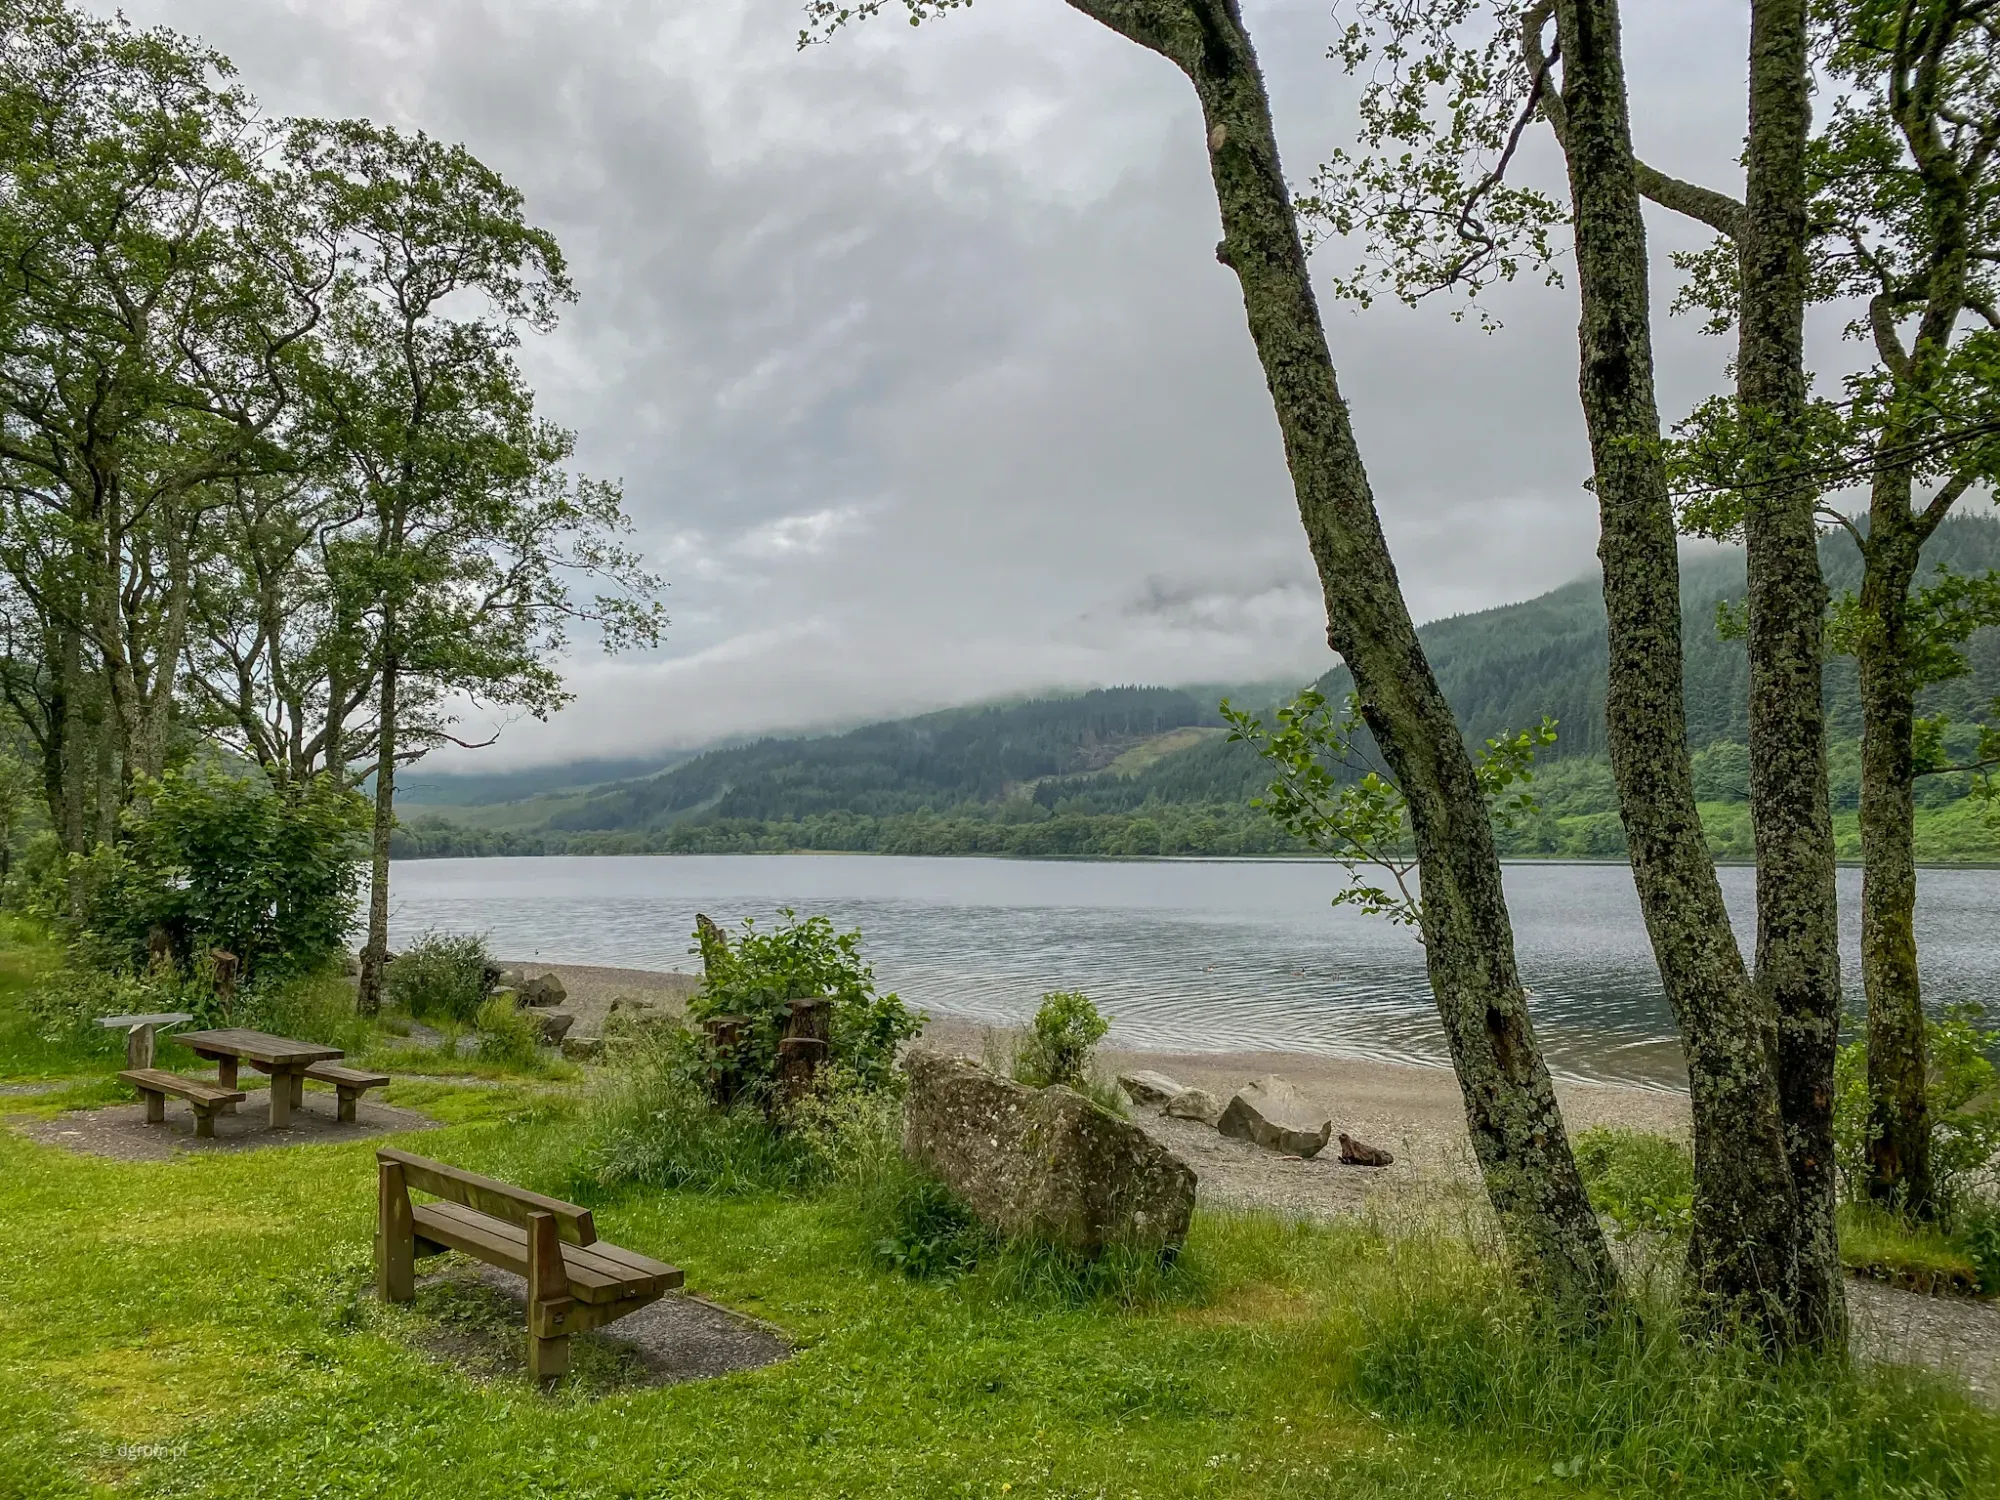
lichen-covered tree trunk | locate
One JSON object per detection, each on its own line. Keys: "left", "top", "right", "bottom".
{"left": 357, "top": 641, "right": 398, "bottom": 1017}
{"left": 1857, "top": 476, "right": 1932, "bottom": 1217}
{"left": 1064, "top": 0, "right": 1616, "bottom": 1306}
{"left": 1551, "top": 0, "right": 1800, "bottom": 1341}
{"left": 1734, "top": 0, "right": 1844, "bottom": 1345}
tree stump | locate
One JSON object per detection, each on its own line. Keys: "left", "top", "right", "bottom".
{"left": 776, "top": 997, "right": 833, "bottom": 1108}
{"left": 701, "top": 1014, "right": 752, "bottom": 1107}
{"left": 210, "top": 948, "right": 239, "bottom": 1020}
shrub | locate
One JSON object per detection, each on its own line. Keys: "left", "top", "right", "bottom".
{"left": 870, "top": 1169, "right": 988, "bottom": 1282}
{"left": 474, "top": 992, "right": 543, "bottom": 1067}
{"left": 689, "top": 911, "right": 922, "bottom": 1096}
{"left": 1572, "top": 1126, "right": 1694, "bottom": 1239}
{"left": 1012, "top": 990, "right": 1109, "bottom": 1091}
{"left": 1965, "top": 1199, "right": 2000, "bottom": 1296}
{"left": 20, "top": 965, "right": 172, "bottom": 1052}
{"left": 1833, "top": 1002, "right": 2000, "bottom": 1220}
{"left": 387, "top": 930, "right": 493, "bottom": 1023}
{"left": 70, "top": 766, "right": 366, "bottom": 979}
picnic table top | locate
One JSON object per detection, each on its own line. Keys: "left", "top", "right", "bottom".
{"left": 95, "top": 1012, "right": 193, "bottom": 1030}
{"left": 170, "top": 1028, "right": 344, "bottom": 1067}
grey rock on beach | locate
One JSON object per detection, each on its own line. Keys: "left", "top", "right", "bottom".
{"left": 1337, "top": 1132, "right": 1394, "bottom": 1167}
{"left": 1117, "top": 1069, "right": 1187, "bottom": 1106}
{"left": 902, "top": 1049, "right": 1195, "bottom": 1256}
{"left": 1163, "top": 1087, "right": 1222, "bottom": 1124}
{"left": 1217, "top": 1076, "right": 1334, "bottom": 1159}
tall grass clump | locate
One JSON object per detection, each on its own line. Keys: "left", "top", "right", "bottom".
{"left": 385, "top": 930, "right": 492, "bottom": 1023}
{"left": 579, "top": 1026, "right": 877, "bottom": 1196}
{"left": 1347, "top": 1233, "right": 2000, "bottom": 1499}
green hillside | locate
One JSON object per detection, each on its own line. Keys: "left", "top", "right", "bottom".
{"left": 395, "top": 516, "right": 2000, "bottom": 863}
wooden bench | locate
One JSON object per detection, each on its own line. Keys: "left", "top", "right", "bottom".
{"left": 375, "top": 1147, "right": 682, "bottom": 1384}
{"left": 119, "top": 1068, "right": 247, "bottom": 1139}
{"left": 304, "top": 1063, "right": 391, "bottom": 1122}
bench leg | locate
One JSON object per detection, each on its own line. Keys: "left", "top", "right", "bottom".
{"left": 216, "top": 1056, "right": 239, "bottom": 1113}
{"left": 527, "top": 1212, "right": 571, "bottom": 1388}
{"left": 337, "top": 1086, "right": 358, "bottom": 1124}
{"left": 377, "top": 1160, "right": 415, "bottom": 1302}
{"left": 291, "top": 1072, "right": 306, "bottom": 1109}
{"left": 267, "top": 1069, "right": 292, "bottom": 1128}
{"left": 192, "top": 1103, "right": 216, "bottom": 1140}
{"left": 142, "top": 1088, "right": 166, "bottom": 1125}
{"left": 529, "top": 1328, "right": 570, "bottom": 1385}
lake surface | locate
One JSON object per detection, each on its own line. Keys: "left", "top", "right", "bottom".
{"left": 387, "top": 856, "right": 2000, "bottom": 1090}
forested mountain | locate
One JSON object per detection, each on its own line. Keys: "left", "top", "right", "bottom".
{"left": 398, "top": 516, "right": 2000, "bottom": 863}
{"left": 543, "top": 688, "right": 1214, "bottom": 830}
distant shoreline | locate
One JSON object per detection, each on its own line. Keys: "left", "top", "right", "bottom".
{"left": 408, "top": 847, "right": 2000, "bottom": 871}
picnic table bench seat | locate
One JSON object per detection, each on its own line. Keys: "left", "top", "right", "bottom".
{"left": 303, "top": 1063, "right": 391, "bottom": 1122}
{"left": 375, "top": 1147, "right": 682, "bottom": 1384}
{"left": 119, "top": 1068, "right": 247, "bottom": 1139}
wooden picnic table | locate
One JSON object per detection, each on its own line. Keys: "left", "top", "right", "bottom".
{"left": 170, "top": 1028, "right": 344, "bottom": 1128}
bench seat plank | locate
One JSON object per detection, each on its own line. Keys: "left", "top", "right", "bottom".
{"left": 305, "top": 1063, "right": 391, "bottom": 1088}
{"left": 410, "top": 1201, "right": 682, "bottom": 1304}
{"left": 119, "top": 1069, "right": 246, "bottom": 1106}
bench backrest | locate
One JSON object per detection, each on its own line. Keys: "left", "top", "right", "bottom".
{"left": 377, "top": 1147, "right": 597, "bottom": 1246}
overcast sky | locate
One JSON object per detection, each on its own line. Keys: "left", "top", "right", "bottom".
{"left": 109, "top": 0, "right": 1782, "bottom": 768}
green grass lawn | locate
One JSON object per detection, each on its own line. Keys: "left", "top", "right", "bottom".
{"left": 3, "top": 937, "right": 1999, "bottom": 1499}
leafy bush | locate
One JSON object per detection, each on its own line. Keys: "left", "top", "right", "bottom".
{"left": 68, "top": 767, "right": 366, "bottom": 979}
{"left": 689, "top": 911, "right": 922, "bottom": 1096}
{"left": 20, "top": 965, "right": 172, "bottom": 1052}
{"left": 387, "top": 930, "right": 493, "bottom": 1023}
{"left": 870, "top": 1170, "right": 988, "bottom": 1281}
{"left": 1572, "top": 1126, "right": 1694, "bottom": 1239}
{"left": 1833, "top": 1002, "right": 2000, "bottom": 1219}
{"left": 1965, "top": 1200, "right": 2000, "bottom": 1296}
{"left": 1012, "top": 990, "right": 1109, "bottom": 1091}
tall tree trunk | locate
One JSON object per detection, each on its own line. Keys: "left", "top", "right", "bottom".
{"left": 1858, "top": 479, "right": 1931, "bottom": 1216}
{"left": 1735, "top": 0, "right": 1844, "bottom": 1344}
{"left": 357, "top": 638, "right": 398, "bottom": 1017}
{"left": 1066, "top": 0, "right": 1616, "bottom": 1305}
{"left": 1552, "top": 0, "right": 1800, "bottom": 1341}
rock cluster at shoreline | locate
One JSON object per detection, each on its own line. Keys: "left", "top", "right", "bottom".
{"left": 1119, "top": 1067, "right": 1393, "bottom": 1167}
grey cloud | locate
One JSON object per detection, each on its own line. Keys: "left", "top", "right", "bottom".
{"left": 106, "top": 0, "right": 1762, "bottom": 766}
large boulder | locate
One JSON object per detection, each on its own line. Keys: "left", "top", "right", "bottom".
{"left": 532, "top": 1010, "right": 576, "bottom": 1046}
{"left": 1117, "top": 1069, "right": 1187, "bottom": 1106}
{"left": 1217, "top": 1076, "right": 1334, "bottom": 1159}
{"left": 902, "top": 1050, "right": 1195, "bottom": 1257}
{"left": 517, "top": 972, "right": 568, "bottom": 1007}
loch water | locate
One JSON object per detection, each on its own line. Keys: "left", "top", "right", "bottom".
{"left": 389, "top": 854, "right": 2000, "bottom": 1089}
